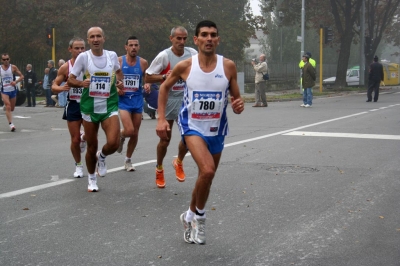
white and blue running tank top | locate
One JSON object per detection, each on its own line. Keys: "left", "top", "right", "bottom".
{"left": 0, "top": 65, "right": 15, "bottom": 92}
{"left": 178, "top": 54, "right": 230, "bottom": 137}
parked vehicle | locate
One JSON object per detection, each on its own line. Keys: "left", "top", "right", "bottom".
{"left": 35, "top": 81, "right": 44, "bottom": 97}
{"left": 0, "top": 76, "right": 26, "bottom": 106}
{"left": 323, "top": 67, "right": 360, "bottom": 88}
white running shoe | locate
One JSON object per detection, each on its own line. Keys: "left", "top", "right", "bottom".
{"left": 305, "top": 104, "right": 312, "bottom": 108}
{"left": 300, "top": 103, "right": 306, "bottom": 107}
{"left": 96, "top": 151, "right": 107, "bottom": 177}
{"left": 117, "top": 136, "right": 125, "bottom": 153}
{"left": 9, "top": 123, "right": 16, "bottom": 132}
{"left": 124, "top": 159, "right": 136, "bottom": 172}
{"left": 87, "top": 175, "right": 99, "bottom": 192}
{"left": 79, "top": 132, "right": 86, "bottom": 153}
{"left": 190, "top": 217, "right": 206, "bottom": 244}
{"left": 180, "top": 212, "right": 194, "bottom": 244}
{"left": 74, "top": 164, "right": 84, "bottom": 178}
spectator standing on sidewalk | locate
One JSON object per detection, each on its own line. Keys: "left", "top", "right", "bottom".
{"left": 57, "top": 59, "right": 68, "bottom": 107}
{"left": 301, "top": 53, "right": 316, "bottom": 108}
{"left": 43, "top": 68, "right": 53, "bottom": 107}
{"left": 47, "top": 60, "right": 57, "bottom": 106}
{"left": 24, "top": 64, "right": 37, "bottom": 107}
{"left": 299, "top": 52, "right": 316, "bottom": 92}
{"left": 251, "top": 54, "right": 268, "bottom": 107}
{"left": 367, "top": 55, "right": 384, "bottom": 103}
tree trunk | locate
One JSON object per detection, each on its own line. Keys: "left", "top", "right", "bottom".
{"left": 333, "top": 31, "right": 354, "bottom": 89}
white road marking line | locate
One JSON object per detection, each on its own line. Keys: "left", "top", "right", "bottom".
{"left": 0, "top": 179, "right": 74, "bottom": 199}
{"left": 284, "top": 131, "right": 400, "bottom": 140}
{"left": 107, "top": 159, "right": 157, "bottom": 173}
{"left": 2, "top": 102, "right": 399, "bottom": 198}
{"left": 225, "top": 112, "right": 368, "bottom": 147}
{"left": 13, "top": 116, "right": 31, "bottom": 119}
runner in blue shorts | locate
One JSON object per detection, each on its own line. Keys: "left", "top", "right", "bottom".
{"left": 117, "top": 36, "right": 151, "bottom": 172}
{"left": 157, "top": 20, "right": 244, "bottom": 245}
{"left": 0, "top": 53, "right": 24, "bottom": 132}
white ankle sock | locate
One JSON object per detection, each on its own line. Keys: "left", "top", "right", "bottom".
{"left": 185, "top": 208, "right": 195, "bottom": 222}
{"left": 195, "top": 207, "right": 206, "bottom": 219}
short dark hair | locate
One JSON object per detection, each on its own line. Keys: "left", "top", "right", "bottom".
{"left": 125, "top": 36, "right": 138, "bottom": 45}
{"left": 195, "top": 20, "right": 218, "bottom": 36}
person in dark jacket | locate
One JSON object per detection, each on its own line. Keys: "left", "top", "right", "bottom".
{"left": 47, "top": 60, "right": 57, "bottom": 106}
{"left": 24, "top": 64, "right": 38, "bottom": 107}
{"left": 301, "top": 53, "right": 316, "bottom": 108}
{"left": 367, "top": 55, "right": 384, "bottom": 102}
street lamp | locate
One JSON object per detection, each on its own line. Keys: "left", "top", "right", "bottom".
{"left": 300, "top": 0, "right": 305, "bottom": 93}
{"left": 278, "top": 11, "right": 284, "bottom": 63}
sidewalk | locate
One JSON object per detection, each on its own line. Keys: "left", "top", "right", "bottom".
{"left": 241, "top": 86, "right": 399, "bottom": 103}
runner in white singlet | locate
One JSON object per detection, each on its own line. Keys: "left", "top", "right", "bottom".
{"left": 156, "top": 20, "right": 244, "bottom": 245}
{"left": 68, "top": 27, "right": 124, "bottom": 193}
{"left": 0, "top": 53, "right": 24, "bottom": 132}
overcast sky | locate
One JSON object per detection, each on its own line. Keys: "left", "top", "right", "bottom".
{"left": 250, "top": 0, "right": 261, "bottom": 15}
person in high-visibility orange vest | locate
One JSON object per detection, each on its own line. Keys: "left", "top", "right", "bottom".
{"left": 299, "top": 52, "right": 316, "bottom": 91}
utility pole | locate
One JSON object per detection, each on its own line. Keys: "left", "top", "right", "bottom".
{"left": 300, "top": 0, "right": 305, "bottom": 93}
{"left": 279, "top": 11, "right": 284, "bottom": 63}
{"left": 51, "top": 25, "right": 56, "bottom": 62}
{"left": 319, "top": 25, "right": 323, "bottom": 93}
{"left": 359, "top": 0, "right": 365, "bottom": 86}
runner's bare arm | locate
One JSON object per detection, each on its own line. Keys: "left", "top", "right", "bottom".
{"left": 12, "top": 66, "right": 24, "bottom": 86}
{"left": 68, "top": 73, "right": 90, "bottom": 88}
{"left": 116, "top": 69, "right": 124, "bottom": 90}
{"left": 141, "top": 58, "right": 151, "bottom": 93}
{"left": 145, "top": 73, "right": 165, "bottom": 84}
{"left": 51, "top": 63, "right": 70, "bottom": 93}
{"left": 224, "top": 59, "right": 244, "bottom": 114}
{"left": 156, "top": 61, "right": 188, "bottom": 140}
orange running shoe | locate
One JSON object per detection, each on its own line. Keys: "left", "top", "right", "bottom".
{"left": 155, "top": 168, "right": 166, "bottom": 188}
{"left": 172, "top": 159, "right": 186, "bottom": 182}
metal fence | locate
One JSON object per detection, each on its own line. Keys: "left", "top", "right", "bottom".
{"left": 242, "top": 62, "right": 338, "bottom": 85}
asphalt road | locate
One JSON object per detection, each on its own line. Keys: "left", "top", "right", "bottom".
{"left": 1, "top": 89, "right": 399, "bottom": 266}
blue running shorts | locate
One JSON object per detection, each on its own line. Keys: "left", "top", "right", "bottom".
{"left": 118, "top": 94, "right": 143, "bottom": 114}
{"left": 182, "top": 130, "right": 225, "bottom": 155}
